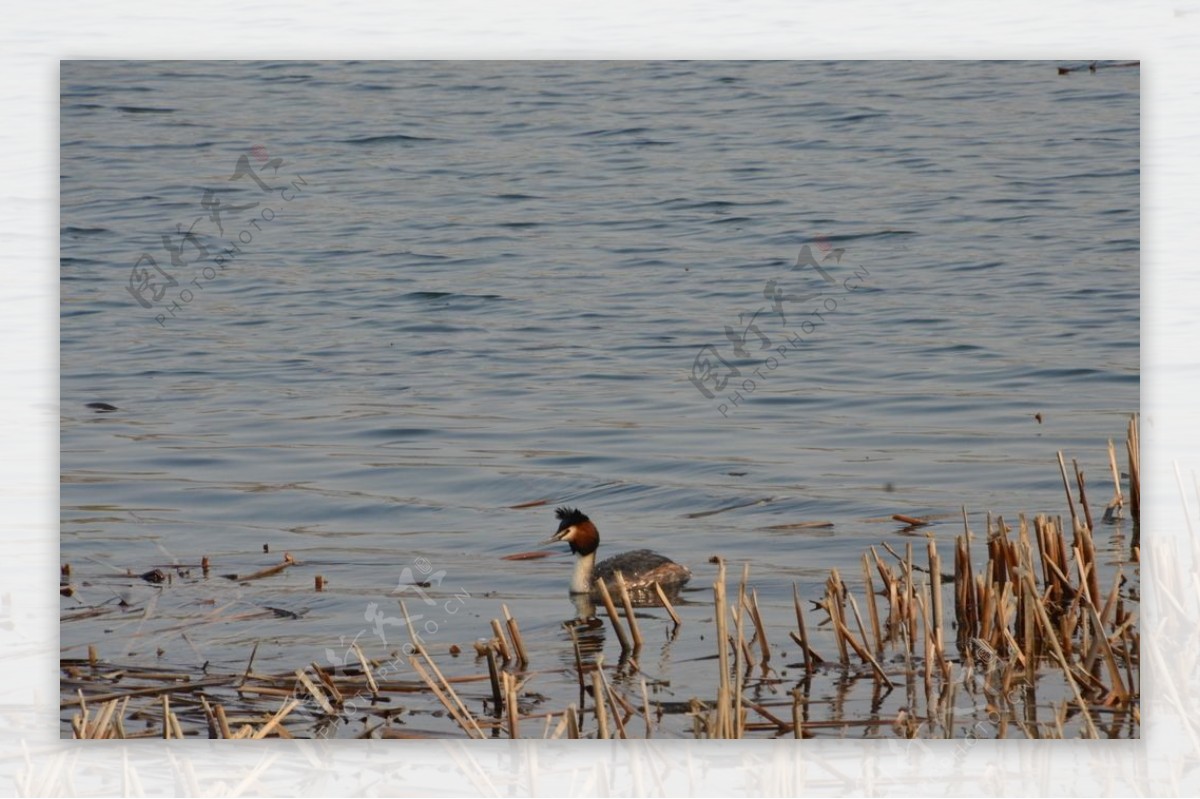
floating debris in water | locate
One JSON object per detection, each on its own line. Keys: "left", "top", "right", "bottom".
{"left": 502, "top": 550, "right": 554, "bottom": 561}
{"left": 509, "top": 499, "right": 550, "bottom": 509}
{"left": 222, "top": 553, "right": 296, "bottom": 581}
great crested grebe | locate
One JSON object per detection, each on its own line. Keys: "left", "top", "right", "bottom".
{"left": 543, "top": 507, "right": 691, "bottom": 596}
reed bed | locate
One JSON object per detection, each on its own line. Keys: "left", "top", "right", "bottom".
{"left": 62, "top": 419, "right": 1140, "bottom": 739}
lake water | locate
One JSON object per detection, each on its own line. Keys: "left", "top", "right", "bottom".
{"left": 60, "top": 60, "right": 1139, "bottom": 737}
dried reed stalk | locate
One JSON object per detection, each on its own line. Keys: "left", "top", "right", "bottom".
{"left": 613, "top": 573, "right": 643, "bottom": 652}
{"left": 252, "top": 698, "right": 301, "bottom": 739}
{"left": 792, "top": 689, "right": 803, "bottom": 739}
{"left": 294, "top": 669, "right": 334, "bottom": 715}
{"left": 927, "top": 540, "right": 948, "bottom": 679}
{"left": 503, "top": 604, "right": 530, "bottom": 667}
{"left": 791, "top": 583, "right": 821, "bottom": 672}
{"left": 592, "top": 667, "right": 609, "bottom": 739}
{"left": 503, "top": 671, "right": 520, "bottom": 738}
{"left": 640, "top": 678, "right": 654, "bottom": 738}
{"left": 1074, "top": 459, "right": 1095, "bottom": 533}
{"left": 825, "top": 569, "right": 849, "bottom": 665}
{"left": 224, "top": 553, "right": 296, "bottom": 582}
{"left": 351, "top": 642, "right": 379, "bottom": 698}
{"left": 1105, "top": 439, "right": 1124, "bottom": 520}
{"left": 595, "top": 578, "right": 632, "bottom": 654}
{"left": 311, "top": 662, "right": 343, "bottom": 705}
{"left": 861, "top": 553, "right": 883, "bottom": 655}
{"left": 746, "top": 589, "right": 771, "bottom": 665}
{"left": 653, "top": 581, "right": 682, "bottom": 627}
{"left": 485, "top": 643, "right": 502, "bottom": 716}
{"left": 713, "top": 558, "right": 732, "bottom": 738}
{"left": 733, "top": 564, "right": 748, "bottom": 737}
{"left": 1127, "top": 415, "right": 1140, "bottom": 525}
{"left": 1057, "top": 452, "right": 1080, "bottom": 533}
{"left": 490, "top": 619, "right": 511, "bottom": 663}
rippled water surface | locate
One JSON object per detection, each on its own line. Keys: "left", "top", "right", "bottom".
{"left": 60, "top": 61, "right": 1139, "bottom": 737}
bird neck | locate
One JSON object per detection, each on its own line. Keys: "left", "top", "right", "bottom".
{"left": 571, "top": 550, "right": 596, "bottom": 594}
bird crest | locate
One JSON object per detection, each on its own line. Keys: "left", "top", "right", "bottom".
{"left": 555, "top": 506, "right": 589, "bottom": 531}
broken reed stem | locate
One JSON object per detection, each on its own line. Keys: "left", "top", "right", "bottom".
{"left": 861, "top": 553, "right": 883, "bottom": 655}
{"left": 654, "top": 581, "right": 682, "bottom": 627}
{"left": 1106, "top": 438, "right": 1124, "bottom": 516}
{"left": 713, "top": 558, "right": 732, "bottom": 738}
{"left": 225, "top": 553, "right": 296, "bottom": 582}
{"left": 954, "top": 536, "right": 971, "bottom": 641}
{"left": 927, "top": 540, "right": 948, "bottom": 679}
{"left": 1075, "top": 522, "right": 1101, "bottom": 613}
{"left": 613, "top": 572, "right": 644, "bottom": 653}
{"left": 640, "top": 677, "right": 654, "bottom": 738}
{"left": 294, "top": 668, "right": 334, "bottom": 715}
{"left": 905, "top": 543, "right": 917, "bottom": 664}
{"left": 792, "top": 689, "right": 803, "bottom": 739}
{"left": 503, "top": 604, "right": 530, "bottom": 667}
{"left": 871, "top": 546, "right": 901, "bottom": 643}
{"left": 748, "top": 588, "right": 771, "bottom": 665}
{"left": 87, "top": 700, "right": 115, "bottom": 739}
{"left": 309, "top": 661, "right": 343, "bottom": 702}
{"left": 567, "top": 625, "right": 587, "bottom": 710}
{"left": 1084, "top": 603, "right": 1128, "bottom": 703}
{"left": 844, "top": 589, "right": 870, "bottom": 663}
{"left": 490, "top": 618, "right": 512, "bottom": 663}
{"left": 239, "top": 641, "right": 259, "bottom": 688}
{"left": 564, "top": 703, "right": 580, "bottom": 739}
{"left": 1127, "top": 414, "right": 1140, "bottom": 533}
{"left": 200, "top": 696, "right": 218, "bottom": 739}
{"left": 595, "top": 578, "right": 633, "bottom": 654}
{"left": 214, "top": 703, "right": 232, "bottom": 739}
{"left": 252, "top": 698, "right": 301, "bottom": 739}
{"left": 592, "top": 663, "right": 609, "bottom": 739}
{"left": 351, "top": 642, "right": 379, "bottom": 698}
{"left": 485, "top": 644, "right": 502, "bottom": 717}
{"left": 596, "top": 663, "right": 628, "bottom": 739}
{"left": 792, "top": 583, "right": 818, "bottom": 674}
{"left": 916, "top": 581, "right": 934, "bottom": 696}
{"left": 734, "top": 563, "right": 748, "bottom": 738}
{"left": 1074, "top": 459, "right": 1095, "bottom": 533}
{"left": 503, "top": 671, "right": 519, "bottom": 739}
{"left": 826, "top": 569, "right": 849, "bottom": 665}
{"left": 1057, "top": 452, "right": 1080, "bottom": 532}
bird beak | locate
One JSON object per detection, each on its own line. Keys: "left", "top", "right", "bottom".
{"left": 540, "top": 527, "right": 570, "bottom": 546}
